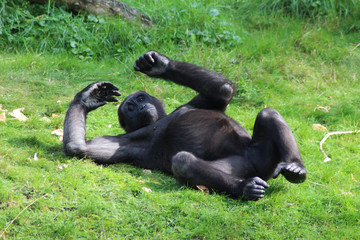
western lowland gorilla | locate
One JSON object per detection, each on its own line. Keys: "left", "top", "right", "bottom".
{"left": 63, "top": 51, "right": 307, "bottom": 201}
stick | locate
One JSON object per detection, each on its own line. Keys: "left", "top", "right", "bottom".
{"left": 0, "top": 193, "right": 49, "bottom": 239}
{"left": 320, "top": 130, "right": 360, "bottom": 162}
{"left": 353, "top": 42, "right": 360, "bottom": 50}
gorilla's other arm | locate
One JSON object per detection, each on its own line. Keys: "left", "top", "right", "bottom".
{"left": 134, "top": 51, "right": 236, "bottom": 111}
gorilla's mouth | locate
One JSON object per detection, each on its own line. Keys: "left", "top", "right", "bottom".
{"left": 141, "top": 106, "right": 158, "bottom": 125}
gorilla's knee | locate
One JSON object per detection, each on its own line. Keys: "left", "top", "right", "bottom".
{"left": 256, "top": 108, "right": 286, "bottom": 126}
{"left": 171, "top": 151, "right": 197, "bottom": 179}
{"left": 219, "top": 83, "right": 235, "bottom": 103}
{"left": 257, "top": 108, "right": 279, "bottom": 120}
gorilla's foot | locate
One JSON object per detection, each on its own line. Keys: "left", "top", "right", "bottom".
{"left": 273, "top": 162, "right": 307, "bottom": 183}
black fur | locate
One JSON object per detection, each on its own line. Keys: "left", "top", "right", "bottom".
{"left": 64, "top": 51, "right": 307, "bottom": 201}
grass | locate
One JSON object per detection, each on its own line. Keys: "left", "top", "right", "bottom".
{"left": 1, "top": 0, "right": 360, "bottom": 239}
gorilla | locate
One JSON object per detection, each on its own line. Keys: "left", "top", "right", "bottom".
{"left": 63, "top": 51, "right": 307, "bottom": 201}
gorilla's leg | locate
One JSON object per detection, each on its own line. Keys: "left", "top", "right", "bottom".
{"left": 249, "top": 108, "right": 307, "bottom": 183}
{"left": 171, "top": 151, "right": 269, "bottom": 201}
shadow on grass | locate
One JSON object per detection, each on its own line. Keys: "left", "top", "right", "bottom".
{"left": 7, "top": 136, "right": 289, "bottom": 203}
{"left": 265, "top": 183, "right": 287, "bottom": 196}
{"left": 6, "top": 136, "right": 64, "bottom": 160}
{"left": 93, "top": 159, "right": 291, "bottom": 202}
{"left": 112, "top": 163, "right": 289, "bottom": 203}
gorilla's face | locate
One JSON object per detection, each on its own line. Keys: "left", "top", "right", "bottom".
{"left": 118, "top": 91, "right": 166, "bottom": 132}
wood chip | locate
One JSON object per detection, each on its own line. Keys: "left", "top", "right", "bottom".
{"left": 312, "top": 124, "right": 327, "bottom": 131}
{"left": 40, "top": 117, "right": 51, "bottom": 122}
{"left": 9, "top": 108, "right": 28, "bottom": 121}
{"left": 142, "top": 169, "right": 152, "bottom": 174}
{"left": 0, "top": 112, "right": 6, "bottom": 122}
{"left": 51, "top": 129, "right": 64, "bottom": 136}
{"left": 142, "top": 187, "right": 152, "bottom": 192}
{"left": 196, "top": 185, "right": 210, "bottom": 195}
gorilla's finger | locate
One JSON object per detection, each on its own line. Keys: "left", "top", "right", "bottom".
{"left": 144, "top": 52, "right": 155, "bottom": 64}
{"left": 244, "top": 193, "right": 264, "bottom": 201}
{"left": 134, "top": 64, "right": 140, "bottom": 71}
{"left": 105, "top": 96, "right": 119, "bottom": 102}
{"left": 251, "top": 184, "right": 266, "bottom": 190}
{"left": 253, "top": 177, "right": 270, "bottom": 188}
{"left": 107, "top": 83, "right": 119, "bottom": 91}
{"left": 292, "top": 167, "right": 302, "bottom": 174}
{"left": 288, "top": 165, "right": 298, "bottom": 172}
{"left": 135, "top": 59, "right": 147, "bottom": 70}
{"left": 150, "top": 51, "right": 158, "bottom": 59}
{"left": 98, "top": 82, "right": 119, "bottom": 91}
{"left": 139, "top": 56, "right": 152, "bottom": 68}
{"left": 246, "top": 192, "right": 265, "bottom": 198}
{"left": 245, "top": 189, "right": 265, "bottom": 196}
{"left": 110, "top": 90, "right": 121, "bottom": 96}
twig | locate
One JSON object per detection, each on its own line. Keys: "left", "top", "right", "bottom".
{"left": 353, "top": 42, "right": 360, "bottom": 50}
{"left": 320, "top": 130, "right": 360, "bottom": 162}
{"left": 0, "top": 193, "right": 49, "bottom": 239}
{"left": 307, "top": 180, "right": 326, "bottom": 187}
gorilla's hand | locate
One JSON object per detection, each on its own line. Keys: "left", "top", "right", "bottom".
{"left": 76, "top": 82, "right": 121, "bottom": 111}
{"left": 239, "top": 177, "right": 269, "bottom": 201}
{"left": 273, "top": 162, "right": 307, "bottom": 183}
{"left": 134, "top": 51, "right": 170, "bottom": 78}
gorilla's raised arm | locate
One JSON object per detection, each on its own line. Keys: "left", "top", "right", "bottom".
{"left": 63, "top": 82, "right": 132, "bottom": 163}
{"left": 134, "top": 51, "right": 236, "bottom": 111}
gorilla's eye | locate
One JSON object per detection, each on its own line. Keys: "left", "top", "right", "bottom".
{"left": 137, "top": 95, "right": 145, "bottom": 102}
{"left": 127, "top": 103, "right": 135, "bottom": 112}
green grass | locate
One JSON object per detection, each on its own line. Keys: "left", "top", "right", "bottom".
{"left": 1, "top": 0, "right": 360, "bottom": 239}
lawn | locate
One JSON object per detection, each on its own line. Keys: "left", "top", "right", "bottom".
{"left": 0, "top": 0, "right": 359, "bottom": 239}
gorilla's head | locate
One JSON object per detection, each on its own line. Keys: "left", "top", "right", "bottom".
{"left": 118, "top": 91, "right": 166, "bottom": 133}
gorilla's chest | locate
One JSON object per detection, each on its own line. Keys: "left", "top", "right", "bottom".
{"left": 159, "top": 109, "right": 249, "bottom": 160}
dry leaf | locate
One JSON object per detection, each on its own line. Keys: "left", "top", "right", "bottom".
{"left": 51, "top": 113, "right": 59, "bottom": 118}
{"left": 314, "top": 105, "right": 330, "bottom": 112}
{"left": 340, "top": 189, "right": 353, "bottom": 196}
{"left": 9, "top": 108, "right": 28, "bottom": 121}
{"left": 35, "top": 14, "right": 45, "bottom": 19}
{"left": 52, "top": 129, "right": 64, "bottom": 141}
{"left": 58, "top": 164, "right": 68, "bottom": 170}
{"left": 351, "top": 174, "right": 358, "bottom": 183}
{"left": 136, "top": 179, "right": 145, "bottom": 183}
{"left": 40, "top": 117, "right": 51, "bottom": 122}
{"left": 143, "top": 169, "right": 152, "bottom": 174}
{"left": 142, "top": 187, "right": 152, "bottom": 192}
{"left": 51, "top": 129, "right": 64, "bottom": 136}
{"left": 312, "top": 124, "right": 327, "bottom": 131}
{"left": 196, "top": 185, "right": 210, "bottom": 195}
{"left": 0, "top": 112, "right": 6, "bottom": 122}
{"left": 283, "top": 202, "right": 294, "bottom": 207}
